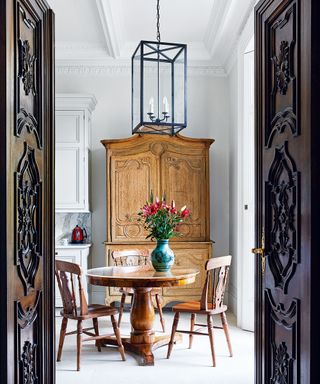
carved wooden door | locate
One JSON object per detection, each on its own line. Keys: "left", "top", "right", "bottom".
{"left": 255, "top": 0, "right": 320, "bottom": 382}
{"left": 0, "top": 0, "right": 55, "bottom": 383}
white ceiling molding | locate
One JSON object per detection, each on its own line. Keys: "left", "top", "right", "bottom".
{"left": 204, "top": 0, "right": 255, "bottom": 68}
{"left": 224, "top": 2, "right": 255, "bottom": 75}
{"left": 204, "top": 0, "right": 233, "bottom": 61}
{"left": 95, "top": 0, "right": 122, "bottom": 58}
{"left": 56, "top": 93, "right": 98, "bottom": 112}
{"left": 56, "top": 60, "right": 226, "bottom": 77}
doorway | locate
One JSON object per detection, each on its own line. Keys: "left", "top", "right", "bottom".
{"left": 238, "top": 36, "right": 255, "bottom": 332}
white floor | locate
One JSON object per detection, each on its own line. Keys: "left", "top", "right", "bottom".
{"left": 56, "top": 311, "right": 254, "bottom": 384}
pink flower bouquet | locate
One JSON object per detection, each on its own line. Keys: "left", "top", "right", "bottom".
{"left": 138, "top": 195, "right": 190, "bottom": 241}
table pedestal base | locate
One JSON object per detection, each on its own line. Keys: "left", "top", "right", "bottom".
{"left": 101, "top": 333, "right": 182, "bottom": 366}
{"left": 102, "top": 287, "right": 182, "bottom": 365}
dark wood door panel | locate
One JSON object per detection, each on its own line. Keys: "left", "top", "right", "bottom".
{"left": 0, "top": 0, "right": 54, "bottom": 383}
{"left": 256, "top": 0, "right": 320, "bottom": 382}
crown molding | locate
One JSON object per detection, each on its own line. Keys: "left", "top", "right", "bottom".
{"left": 204, "top": 0, "right": 255, "bottom": 70}
{"left": 56, "top": 59, "right": 227, "bottom": 77}
{"left": 95, "top": 0, "right": 122, "bottom": 58}
{"left": 56, "top": 93, "right": 98, "bottom": 112}
{"left": 224, "top": 4, "right": 255, "bottom": 75}
{"left": 204, "top": 0, "right": 233, "bottom": 59}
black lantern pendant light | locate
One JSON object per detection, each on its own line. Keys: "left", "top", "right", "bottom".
{"left": 131, "top": 0, "right": 187, "bottom": 135}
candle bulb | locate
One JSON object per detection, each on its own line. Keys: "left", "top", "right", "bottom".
{"left": 149, "top": 97, "right": 154, "bottom": 114}
{"left": 162, "top": 96, "right": 169, "bottom": 114}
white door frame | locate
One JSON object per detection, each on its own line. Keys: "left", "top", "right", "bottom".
{"left": 236, "top": 11, "right": 255, "bottom": 330}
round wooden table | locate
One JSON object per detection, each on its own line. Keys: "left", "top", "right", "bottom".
{"left": 86, "top": 266, "right": 199, "bottom": 365}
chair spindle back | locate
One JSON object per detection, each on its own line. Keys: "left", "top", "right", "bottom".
{"left": 200, "top": 255, "right": 232, "bottom": 311}
{"left": 111, "top": 249, "right": 151, "bottom": 267}
{"left": 55, "top": 260, "right": 88, "bottom": 316}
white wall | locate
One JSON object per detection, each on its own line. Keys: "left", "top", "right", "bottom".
{"left": 56, "top": 70, "right": 230, "bottom": 303}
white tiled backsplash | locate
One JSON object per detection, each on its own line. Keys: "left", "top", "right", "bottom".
{"left": 55, "top": 212, "right": 92, "bottom": 244}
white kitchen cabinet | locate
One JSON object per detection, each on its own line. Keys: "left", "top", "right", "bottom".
{"left": 55, "top": 244, "right": 91, "bottom": 307}
{"left": 55, "top": 94, "right": 97, "bottom": 212}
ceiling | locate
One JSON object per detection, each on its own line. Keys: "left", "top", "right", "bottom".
{"left": 49, "top": 0, "right": 255, "bottom": 75}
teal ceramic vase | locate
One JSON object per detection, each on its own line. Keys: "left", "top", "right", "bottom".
{"left": 151, "top": 239, "right": 175, "bottom": 272}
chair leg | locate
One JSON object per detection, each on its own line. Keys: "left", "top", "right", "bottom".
{"left": 118, "top": 293, "right": 126, "bottom": 327}
{"left": 189, "top": 313, "right": 196, "bottom": 349}
{"left": 220, "top": 312, "right": 233, "bottom": 357}
{"left": 57, "top": 317, "right": 68, "bottom": 362}
{"left": 167, "top": 312, "right": 180, "bottom": 359}
{"left": 77, "top": 320, "right": 82, "bottom": 371}
{"left": 155, "top": 294, "right": 166, "bottom": 333}
{"left": 111, "top": 314, "right": 126, "bottom": 361}
{"left": 207, "top": 315, "right": 216, "bottom": 367}
{"left": 93, "top": 318, "right": 101, "bottom": 352}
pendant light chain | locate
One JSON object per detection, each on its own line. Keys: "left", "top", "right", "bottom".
{"left": 156, "top": 0, "right": 161, "bottom": 42}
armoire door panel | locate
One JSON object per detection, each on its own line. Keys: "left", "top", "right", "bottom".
{"left": 161, "top": 151, "right": 207, "bottom": 241}
{"left": 110, "top": 152, "right": 159, "bottom": 242}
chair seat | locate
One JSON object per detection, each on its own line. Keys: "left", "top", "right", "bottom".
{"left": 172, "top": 301, "right": 227, "bottom": 314}
{"left": 61, "top": 304, "right": 118, "bottom": 320}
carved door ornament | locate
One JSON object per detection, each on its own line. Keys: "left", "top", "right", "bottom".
{"left": 20, "top": 341, "right": 37, "bottom": 384}
{"left": 16, "top": 143, "right": 42, "bottom": 295}
{"left": 18, "top": 39, "right": 37, "bottom": 97}
{"left": 266, "top": 142, "right": 299, "bottom": 293}
{"left": 271, "top": 342, "right": 292, "bottom": 384}
{"left": 272, "top": 40, "right": 291, "bottom": 96}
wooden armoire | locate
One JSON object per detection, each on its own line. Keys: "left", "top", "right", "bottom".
{"left": 101, "top": 134, "right": 214, "bottom": 306}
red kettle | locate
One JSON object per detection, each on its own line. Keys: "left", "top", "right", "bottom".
{"left": 71, "top": 225, "right": 87, "bottom": 244}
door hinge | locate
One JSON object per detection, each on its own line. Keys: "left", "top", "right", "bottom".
{"left": 252, "top": 227, "right": 266, "bottom": 275}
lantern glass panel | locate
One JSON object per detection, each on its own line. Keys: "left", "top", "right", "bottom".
{"left": 174, "top": 48, "right": 186, "bottom": 126}
{"left": 143, "top": 59, "right": 171, "bottom": 124}
{"left": 132, "top": 46, "right": 141, "bottom": 130}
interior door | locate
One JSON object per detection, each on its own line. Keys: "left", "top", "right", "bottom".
{"left": 255, "top": 0, "right": 320, "bottom": 382}
{"left": 0, "top": 1, "right": 55, "bottom": 383}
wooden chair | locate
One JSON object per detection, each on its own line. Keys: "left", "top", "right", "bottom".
{"left": 167, "top": 255, "right": 233, "bottom": 367}
{"left": 55, "top": 260, "right": 126, "bottom": 371}
{"left": 111, "top": 250, "right": 166, "bottom": 332}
